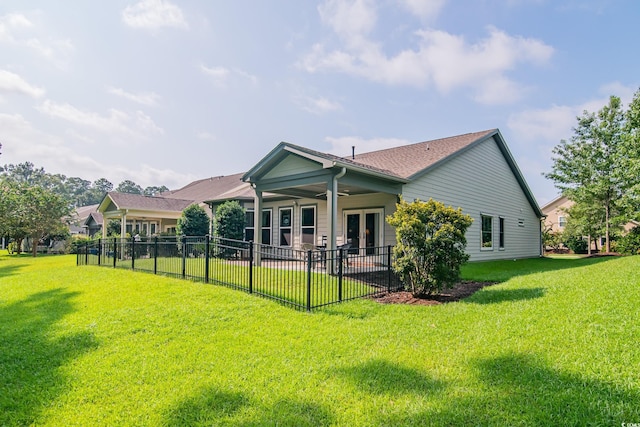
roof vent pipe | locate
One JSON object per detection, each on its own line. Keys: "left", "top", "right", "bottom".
{"left": 352, "top": 146, "right": 355, "bottom": 160}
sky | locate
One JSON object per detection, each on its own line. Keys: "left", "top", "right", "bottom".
{"left": 1, "top": 0, "right": 639, "bottom": 205}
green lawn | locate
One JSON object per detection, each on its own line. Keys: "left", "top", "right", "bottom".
{"left": 1, "top": 252, "right": 639, "bottom": 426}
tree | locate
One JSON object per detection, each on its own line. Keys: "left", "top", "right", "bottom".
{"left": 177, "top": 204, "right": 210, "bottom": 236}
{"left": 116, "top": 180, "right": 143, "bottom": 195}
{"left": 214, "top": 201, "right": 245, "bottom": 241}
{"left": 545, "top": 96, "right": 630, "bottom": 252}
{"left": 143, "top": 185, "right": 169, "bottom": 196}
{"left": 0, "top": 180, "right": 71, "bottom": 256}
{"left": 386, "top": 198, "right": 473, "bottom": 297}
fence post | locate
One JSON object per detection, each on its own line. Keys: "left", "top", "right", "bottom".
{"left": 181, "top": 236, "right": 187, "bottom": 279}
{"left": 131, "top": 237, "right": 135, "bottom": 270}
{"left": 97, "top": 239, "right": 101, "bottom": 265}
{"left": 248, "top": 241, "right": 253, "bottom": 294}
{"left": 387, "top": 245, "right": 392, "bottom": 292}
{"left": 338, "top": 248, "right": 343, "bottom": 302}
{"left": 154, "top": 236, "right": 158, "bottom": 275}
{"left": 306, "top": 249, "right": 312, "bottom": 311}
{"left": 85, "top": 242, "right": 89, "bottom": 265}
{"left": 205, "top": 235, "right": 210, "bottom": 284}
{"left": 113, "top": 237, "right": 117, "bottom": 268}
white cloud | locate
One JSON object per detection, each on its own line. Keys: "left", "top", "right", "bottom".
{"left": 399, "top": 0, "right": 447, "bottom": 21}
{"left": 295, "top": 94, "right": 343, "bottom": 115}
{"left": 107, "top": 86, "right": 161, "bottom": 106}
{"left": 0, "top": 69, "right": 45, "bottom": 98}
{"left": 196, "top": 131, "right": 216, "bottom": 141}
{"left": 122, "top": 0, "right": 188, "bottom": 31}
{"left": 508, "top": 82, "right": 638, "bottom": 143}
{"left": 0, "top": 13, "right": 74, "bottom": 67}
{"left": 318, "top": 0, "right": 377, "bottom": 41}
{"left": 0, "top": 112, "right": 192, "bottom": 189}
{"left": 325, "top": 135, "right": 411, "bottom": 156}
{"left": 200, "top": 64, "right": 258, "bottom": 88}
{"left": 302, "top": 2, "right": 554, "bottom": 104}
{"left": 37, "top": 100, "right": 164, "bottom": 139}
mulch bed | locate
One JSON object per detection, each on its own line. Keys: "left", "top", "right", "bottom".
{"left": 374, "top": 281, "right": 496, "bottom": 306}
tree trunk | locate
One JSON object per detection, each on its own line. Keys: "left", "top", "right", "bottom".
{"left": 32, "top": 235, "right": 38, "bottom": 257}
{"left": 605, "top": 204, "right": 611, "bottom": 253}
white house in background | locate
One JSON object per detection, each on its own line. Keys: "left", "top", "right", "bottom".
{"left": 227, "top": 128, "right": 543, "bottom": 261}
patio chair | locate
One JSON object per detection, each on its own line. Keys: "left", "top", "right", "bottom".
{"left": 300, "top": 243, "right": 323, "bottom": 267}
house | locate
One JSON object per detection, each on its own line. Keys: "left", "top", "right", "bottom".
{"left": 82, "top": 212, "right": 103, "bottom": 237}
{"left": 541, "top": 194, "right": 638, "bottom": 250}
{"left": 228, "top": 128, "right": 543, "bottom": 261}
{"left": 95, "top": 174, "right": 251, "bottom": 237}
{"left": 96, "top": 129, "right": 542, "bottom": 261}
{"left": 541, "top": 195, "right": 570, "bottom": 234}
{"left": 97, "top": 192, "right": 195, "bottom": 237}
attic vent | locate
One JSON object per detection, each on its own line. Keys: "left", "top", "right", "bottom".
{"left": 426, "top": 144, "right": 430, "bottom": 151}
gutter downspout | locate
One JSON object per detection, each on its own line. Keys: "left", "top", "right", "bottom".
{"left": 328, "top": 166, "right": 346, "bottom": 252}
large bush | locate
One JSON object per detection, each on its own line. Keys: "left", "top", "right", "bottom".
{"left": 213, "top": 201, "right": 245, "bottom": 259}
{"left": 387, "top": 198, "right": 473, "bottom": 297}
{"left": 563, "top": 234, "right": 588, "bottom": 254}
{"left": 177, "top": 204, "right": 210, "bottom": 236}
{"left": 617, "top": 226, "right": 640, "bottom": 255}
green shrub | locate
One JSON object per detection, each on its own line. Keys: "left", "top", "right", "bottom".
{"left": 617, "top": 226, "right": 640, "bottom": 255}
{"left": 386, "top": 198, "right": 473, "bottom": 297}
{"left": 564, "top": 235, "right": 588, "bottom": 254}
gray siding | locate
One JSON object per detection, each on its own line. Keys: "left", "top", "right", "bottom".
{"left": 402, "top": 136, "right": 540, "bottom": 261}
{"left": 262, "top": 155, "right": 319, "bottom": 179}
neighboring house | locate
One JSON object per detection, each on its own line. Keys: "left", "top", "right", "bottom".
{"left": 541, "top": 195, "right": 571, "bottom": 234}
{"left": 230, "top": 128, "right": 543, "bottom": 261}
{"left": 69, "top": 204, "right": 100, "bottom": 235}
{"left": 541, "top": 194, "right": 638, "bottom": 248}
{"left": 97, "top": 192, "right": 195, "bottom": 237}
{"left": 83, "top": 212, "right": 103, "bottom": 237}
{"left": 95, "top": 175, "right": 249, "bottom": 237}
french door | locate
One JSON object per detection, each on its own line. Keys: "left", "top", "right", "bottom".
{"left": 343, "top": 209, "right": 384, "bottom": 255}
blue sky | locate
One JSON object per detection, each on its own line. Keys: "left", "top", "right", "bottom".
{"left": 1, "top": 0, "right": 638, "bottom": 205}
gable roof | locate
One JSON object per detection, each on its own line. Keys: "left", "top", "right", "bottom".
{"left": 161, "top": 173, "right": 245, "bottom": 201}
{"left": 243, "top": 129, "right": 543, "bottom": 218}
{"left": 84, "top": 211, "right": 103, "bottom": 226}
{"left": 353, "top": 129, "right": 496, "bottom": 179}
{"left": 99, "top": 192, "right": 194, "bottom": 213}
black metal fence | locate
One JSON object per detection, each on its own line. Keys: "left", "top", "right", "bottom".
{"left": 77, "top": 236, "right": 404, "bottom": 311}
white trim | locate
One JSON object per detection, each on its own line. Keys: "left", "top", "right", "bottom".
{"left": 480, "top": 213, "right": 494, "bottom": 251}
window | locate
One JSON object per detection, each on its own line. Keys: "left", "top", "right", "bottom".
{"left": 300, "top": 206, "right": 316, "bottom": 245}
{"left": 481, "top": 214, "right": 493, "bottom": 249}
{"left": 279, "top": 207, "right": 292, "bottom": 246}
{"left": 558, "top": 216, "right": 567, "bottom": 228}
{"left": 499, "top": 217, "right": 505, "bottom": 249}
{"left": 244, "top": 209, "right": 272, "bottom": 244}
{"left": 150, "top": 223, "right": 157, "bottom": 235}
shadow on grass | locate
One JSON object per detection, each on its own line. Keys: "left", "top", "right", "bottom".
{"left": 335, "top": 359, "right": 445, "bottom": 396}
{"left": 464, "top": 287, "right": 545, "bottom": 304}
{"left": 164, "top": 386, "right": 334, "bottom": 426}
{"left": 0, "top": 264, "right": 24, "bottom": 279}
{"left": 380, "top": 353, "right": 640, "bottom": 426}
{"left": 0, "top": 289, "right": 98, "bottom": 426}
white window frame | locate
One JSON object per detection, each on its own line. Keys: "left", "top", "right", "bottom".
{"left": 481, "top": 213, "right": 493, "bottom": 250}
{"left": 244, "top": 209, "right": 272, "bottom": 244}
{"left": 300, "top": 205, "right": 317, "bottom": 245}
{"left": 279, "top": 207, "right": 293, "bottom": 247}
{"left": 558, "top": 216, "right": 567, "bottom": 229}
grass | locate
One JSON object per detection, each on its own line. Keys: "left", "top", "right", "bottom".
{"left": 1, "top": 252, "right": 639, "bottom": 425}
{"left": 94, "top": 254, "right": 378, "bottom": 308}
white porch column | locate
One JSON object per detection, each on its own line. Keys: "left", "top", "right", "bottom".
{"left": 121, "top": 212, "right": 127, "bottom": 240}
{"left": 254, "top": 188, "right": 263, "bottom": 266}
{"left": 102, "top": 217, "right": 107, "bottom": 239}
